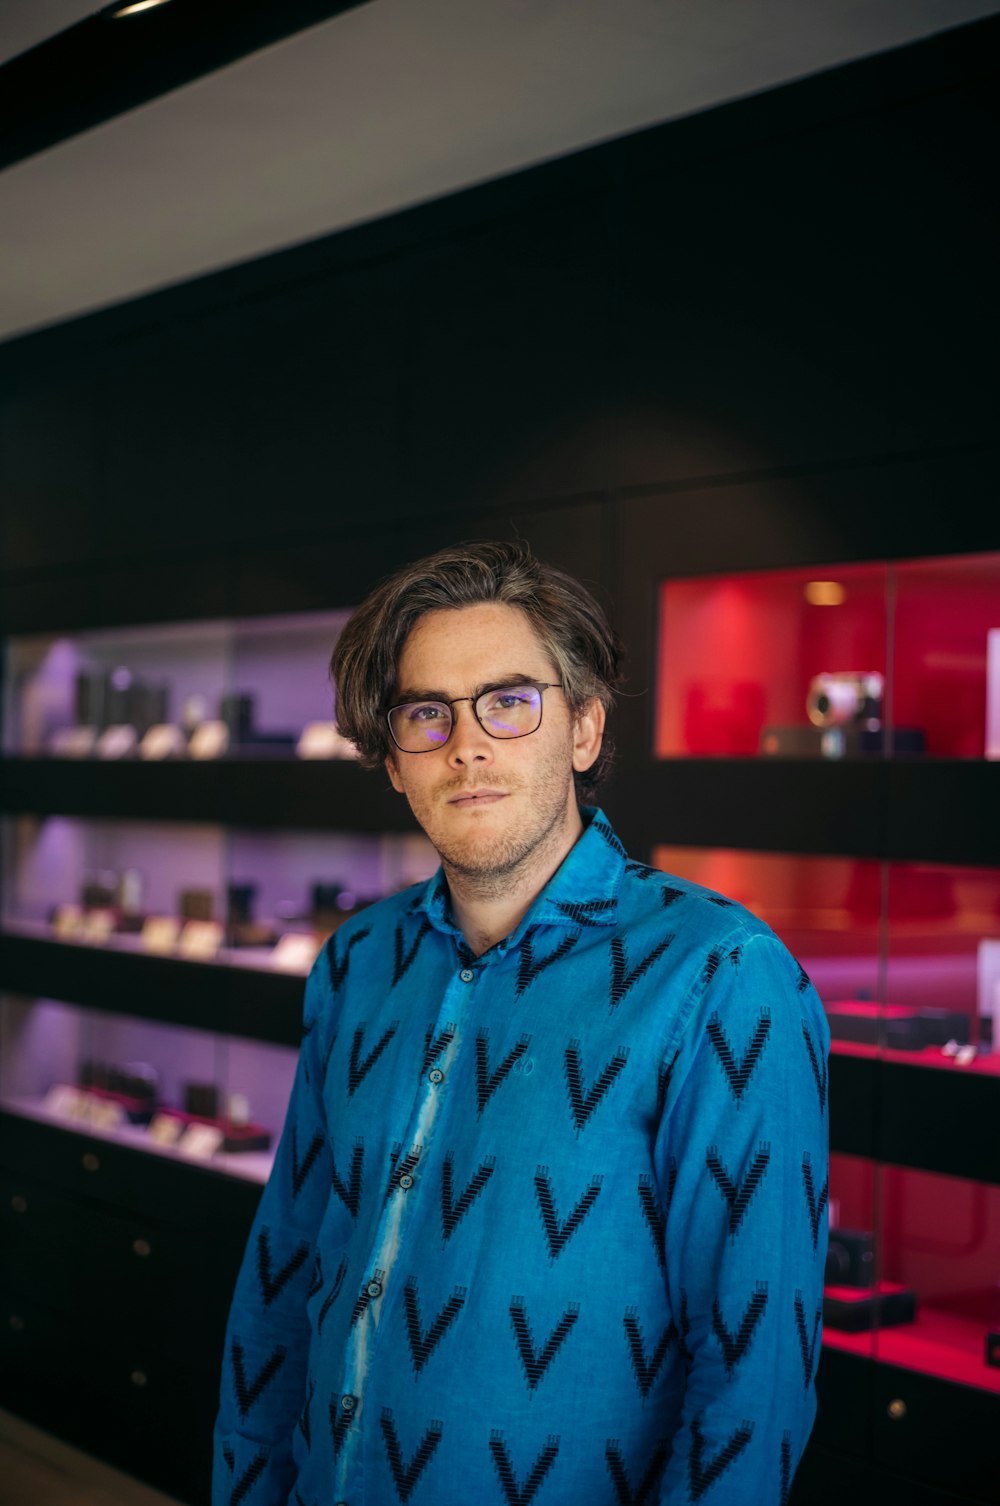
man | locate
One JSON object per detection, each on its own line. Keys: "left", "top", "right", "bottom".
{"left": 213, "top": 541, "right": 829, "bottom": 1506}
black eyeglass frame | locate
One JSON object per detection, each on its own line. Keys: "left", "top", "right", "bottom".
{"left": 385, "top": 680, "right": 564, "bottom": 753}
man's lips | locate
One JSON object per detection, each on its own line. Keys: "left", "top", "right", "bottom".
{"left": 447, "top": 790, "right": 509, "bottom": 807}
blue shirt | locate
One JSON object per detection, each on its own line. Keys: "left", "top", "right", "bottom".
{"left": 213, "top": 808, "right": 829, "bottom": 1506}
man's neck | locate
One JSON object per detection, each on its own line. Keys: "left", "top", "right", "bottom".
{"left": 445, "top": 806, "right": 585, "bottom": 956}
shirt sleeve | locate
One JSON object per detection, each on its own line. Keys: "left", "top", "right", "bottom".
{"left": 653, "top": 928, "right": 830, "bottom": 1505}
{"left": 212, "top": 948, "right": 336, "bottom": 1506}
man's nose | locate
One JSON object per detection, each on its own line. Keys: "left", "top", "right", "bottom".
{"left": 447, "top": 700, "right": 494, "bottom": 764}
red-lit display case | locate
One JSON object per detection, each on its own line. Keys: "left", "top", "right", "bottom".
{"left": 645, "top": 552, "right": 1000, "bottom": 1505}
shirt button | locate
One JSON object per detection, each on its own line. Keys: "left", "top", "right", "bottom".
{"left": 398, "top": 1173, "right": 415, "bottom": 1190}
{"left": 459, "top": 968, "right": 474, "bottom": 982}
{"left": 428, "top": 1068, "right": 445, "bottom": 1085}
{"left": 366, "top": 1279, "right": 383, "bottom": 1298}
{"left": 340, "top": 1394, "right": 357, "bottom": 1413}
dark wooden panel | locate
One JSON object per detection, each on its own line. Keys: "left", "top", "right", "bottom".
{"left": 876, "top": 1059, "right": 1000, "bottom": 1187}
{"left": 0, "top": 932, "right": 304, "bottom": 1046}
{"left": 886, "top": 760, "right": 1000, "bottom": 868}
{"left": 872, "top": 1363, "right": 997, "bottom": 1504}
{"left": 828, "top": 1052, "right": 878, "bottom": 1162}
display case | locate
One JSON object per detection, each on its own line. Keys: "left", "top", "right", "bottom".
{"left": 645, "top": 552, "right": 1000, "bottom": 1505}
{"left": 0, "top": 610, "right": 434, "bottom": 1504}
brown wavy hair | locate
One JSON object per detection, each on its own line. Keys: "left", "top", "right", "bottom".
{"left": 330, "top": 540, "right": 623, "bottom": 800}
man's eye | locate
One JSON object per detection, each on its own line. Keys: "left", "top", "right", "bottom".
{"left": 408, "top": 703, "right": 445, "bottom": 722}
{"left": 485, "top": 689, "right": 532, "bottom": 712}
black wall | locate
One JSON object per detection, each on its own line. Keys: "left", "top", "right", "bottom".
{"left": 1, "top": 13, "right": 997, "bottom": 678}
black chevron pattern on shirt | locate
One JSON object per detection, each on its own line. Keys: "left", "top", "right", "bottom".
{"left": 386, "top": 1144, "right": 422, "bottom": 1200}
{"left": 707, "top": 1009, "right": 771, "bottom": 1105}
{"left": 489, "top": 1431, "right": 560, "bottom": 1506}
{"left": 256, "top": 1228, "right": 310, "bottom": 1307}
{"left": 291, "top": 1128, "right": 325, "bottom": 1198}
{"left": 794, "top": 1290, "right": 823, "bottom": 1389}
{"left": 403, "top": 1279, "right": 467, "bottom": 1373}
{"left": 380, "top": 1409, "right": 443, "bottom": 1503}
{"left": 297, "top": 1379, "right": 314, "bottom": 1449}
{"left": 610, "top": 934, "right": 675, "bottom": 1009}
{"left": 331, "top": 1138, "right": 365, "bottom": 1217}
{"left": 688, "top": 1415, "right": 754, "bottom": 1501}
{"left": 706, "top": 1142, "right": 771, "bottom": 1239}
{"left": 637, "top": 1175, "right": 666, "bottom": 1266}
{"left": 625, "top": 861, "right": 659, "bottom": 880}
{"left": 711, "top": 1282, "right": 769, "bottom": 1376}
{"left": 350, "top": 1267, "right": 385, "bottom": 1328}
{"left": 392, "top": 916, "right": 433, "bottom": 989}
{"left": 551, "top": 898, "right": 616, "bottom": 926}
{"left": 328, "top": 1398, "right": 354, "bottom": 1460}
{"left": 534, "top": 1166, "right": 603, "bottom": 1260}
{"left": 801, "top": 1022, "right": 828, "bottom": 1115}
{"left": 706, "top": 895, "right": 735, "bottom": 908}
{"left": 441, "top": 1153, "right": 496, "bottom": 1240}
{"left": 421, "top": 1025, "right": 456, "bottom": 1074}
{"left": 801, "top": 1153, "right": 829, "bottom": 1249}
{"left": 516, "top": 932, "right": 580, "bottom": 997}
{"left": 327, "top": 926, "right": 372, "bottom": 992}
{"left": 509, "top": 1298, "right": 580, "bottom": 1391}
{"left": 661, "top": 886, "right": 686, "bottom": 908}
{"left": 656, "top": 1056, "right": 677, "bottom": 1117}
{"left": 564, "top": 1040, "right": 629, "bottom": 1131}
{"left": 308, "top": 1253, "right": 324, "bottom": 1300}
{"left": 476, "top": 1031, "right": 532, "bottom": 1113}
{"left": 231, "top": 1339, "right": 287, "bottom": 1420}
{"left": 780, "top": 1430, "right": 792, "bottom": 1506}
{"left": 348, "top": 1022, "right": 399, "bottom": 1097}
{"left": 593, "top": 815, "right": 626, "bottom": 856}
{"left": 229, "top": 1451, "right": 267, "bottom": 1506}
{"left": 317, "top": 1256, "right": 347, "bottom": 1336}
{"left": 623, "top": 1307, "right": 677, "bottom": 1399}
{"left": 605, "top": 1437, "right": 669, "bottom": 1506}
{"left": 321, "top": 1030, "right": 338, "bottom": 1083}
{"left": 794, "top": 959, "right": 812, "bottom": 994}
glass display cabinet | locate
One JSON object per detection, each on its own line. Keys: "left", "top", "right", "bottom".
{"left": 646, "top": 552, "right": 1000, "bottom": 1505}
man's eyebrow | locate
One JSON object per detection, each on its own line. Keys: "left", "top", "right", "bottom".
{"left": 392, "top": 673, "right": 543, "bottom": 703}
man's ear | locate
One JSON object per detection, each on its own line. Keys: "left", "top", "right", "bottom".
{"left": 572, "top": 698, "right": 606, "bottom": 773}
{"left": 385, "top": 751, "right": 405, "bottom": 793}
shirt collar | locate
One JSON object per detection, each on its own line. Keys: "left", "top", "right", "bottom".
{"left": 413, "top": 806, "right": 625, "bottom": 948}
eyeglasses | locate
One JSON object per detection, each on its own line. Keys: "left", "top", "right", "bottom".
{"left": 386, "top": 681, "right": 563, "bottom": 753}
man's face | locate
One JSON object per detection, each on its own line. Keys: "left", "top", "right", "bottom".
{"left": 385, "top": 602, "right": 603, "bottom": 886}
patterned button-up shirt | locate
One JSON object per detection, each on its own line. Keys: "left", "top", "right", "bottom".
{"left": 213, "top": 808, "right": 829, "bottom": 1506}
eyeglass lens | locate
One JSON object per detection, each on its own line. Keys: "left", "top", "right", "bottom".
{"left": 389, "top": 684, "right": 543, "bottom": 751}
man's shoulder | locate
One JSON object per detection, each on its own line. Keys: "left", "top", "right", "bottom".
{"left": 617, "top": 860, "right": 777, "bottom": 949}
{"left": 325, "top": 879, "right": 433, "bottom": 952}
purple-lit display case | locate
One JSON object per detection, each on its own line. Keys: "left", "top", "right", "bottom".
{"left": 0, "top": 610, "right": 436, "bottom": 1182}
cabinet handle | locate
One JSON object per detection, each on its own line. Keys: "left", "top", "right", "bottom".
{"left": 132, "top": 1238, "right": 152, "bottom": 1258}
{"left": 887, "top": 1398, "right": 907, "bottom": 1421}
{"left": 10, "top": 1195, "right": 27, "bottom": 1213}
{"left": 82, "top": 1152, "right": 100, "bottom": 1173}
{"left": 130, "top": 1370, "right": 148, "bottom": 1388}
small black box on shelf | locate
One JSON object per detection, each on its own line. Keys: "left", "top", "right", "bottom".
{"left": 823, "top": 1281, "right": 917, "bottom": 1332}
{"left": 825, "top": 1228, "right": 875, "bottom": 1288}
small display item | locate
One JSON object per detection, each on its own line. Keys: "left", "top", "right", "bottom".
{"left": 48, "top": 726, "right": 97, "bottom": 757}
{"left": 806, "top": 670, "right": 884, "bottom": 730}
{"left": 189, "top": 720, "right": 230, "bottom": 759}
{"left": 826, "top": 1001, "right": 970, "bottom": 1051}
{"left": 51, "top": 904, "right": 86, "bottom": 940}
{"left": 759, "top": 724, "right": 925, "bottom": 758}
{"left": 986, "top": 1330, "right": 1000, "bottom": 1370}
{"left": 139, "top": 723, "right": 187, "bottom": 760}
{"left": 179, "top": 888, "right": 214, "bottom": 922}
{"left": 184, "top": 1083, "right": 219, "bottom": 1119}
{"left": 987, "top": 629, "right": 1000, "bottom": 760}
{"left": 140, "top": 916, "right": 182, "bottom": 954}
{"left": 297, "top": 721, "right": 358, "bottom": 759}
{"left": 823, "top": 1281, "right": 918, "bottom": 1332}
{"left": 179, "top": 1123, "right": 226, "bottom": 1161}
{"left": 95, "top": 724, "right": 139, "bottom": 760}
{"left": 82, "top": 877, "right": 117, "bottom": 909}
{"left": 79, "top": 908, "right": 116, "bottom": 944}
{"left": 148, "top": 1113, "right": 185, "bottom": 1147}
{"left": 219, "top": 693, "right": 255, "bottom": 740}
{"left": 177, "top": 919, "right": 224, "bottom": 959}
{"left": 271, "top": 932, "right": 324, "bottom": 974}
{"left": 825, "top": 1228, "right": 875, "bottom": 1287}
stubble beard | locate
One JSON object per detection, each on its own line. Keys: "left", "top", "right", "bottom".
{"left": 416, "top": 759, "right": 578, "bottom": 901}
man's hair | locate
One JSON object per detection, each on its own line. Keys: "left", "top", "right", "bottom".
{"left": 330, "top": 540, "right": 624, "bottom": 800}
